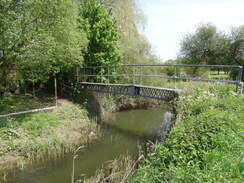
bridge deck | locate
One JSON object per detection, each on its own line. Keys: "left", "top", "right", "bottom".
{"left": 78, "top": 82, "right": 180, "bottom": 102}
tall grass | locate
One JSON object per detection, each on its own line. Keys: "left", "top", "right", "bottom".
{"left": 0, "top": 92, "right": 54, "bottom": 115}
{"left": 0, "top": 100, "right": 101, "bottom": 181}
{"left": 131, "top": 82, "right": 244, "bottom": 182}
{"left": 80, "top": 154, "right": 142, "bottom": 183}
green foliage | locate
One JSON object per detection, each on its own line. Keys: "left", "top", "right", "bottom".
{"left": 23, "top": 137, "right": 62, "bottom": 157}
{"left": 181, "top": 67, "right": 210, "bottom": 77}
{"left": 162, "top": 66, "right": 175, "bottom": 76}
{"left": 119, "top": 37, "right": 160, "bottom": 65}
{"left": 229, "top": 67, "right": 244, "bottom": 81}
{"left": 132, "top": 83, "right": 244, "bottom": 182}
{"left": 228, "top": 25, "right": 244, "bottom": 67}
{"left": 97, "top": 0, "right": 158, "bottom": 66}
{"left": 79, "top": 0, "right": 121, "bottom": 68}
{"left": 179, "top": 23, "right": 243, "bottom": 79}
{"left": 0, "top": 0, "right": 87, "bottom": 90}
{"left": 178, "top": 27, "right": 244, "bottom": 79}
{"left": 0, "top": 93, "right": 54, "bottom": 115}
{"left": 0, "top": 0, "right": 25, "bottom": 91}
{"left": 1, "top": 128, "right": 20, "bottom": 140}
{"left": 0, "top": 97, "right": 97, "bottom": 158}
{"left": 0, "top": 0, "right": 24, "bottom": 68}
{"left": 83, "top": 155, "right": 135, "bottom": 183}
{"left": 100, "top": 0, "right": 147, "bottom": 39}
{"left": 19, "top": 0, "right": 87, "bottom": 83}
{"left": 179, "top": 22, "right": 227, "bottom": 66}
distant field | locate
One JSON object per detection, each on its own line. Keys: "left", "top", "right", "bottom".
{"left": 209, "top": 73, "right": 230, "bottom": 80}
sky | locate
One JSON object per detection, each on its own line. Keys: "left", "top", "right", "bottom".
{"left": 139, "top": 0, "right": 244, "bottom": 61}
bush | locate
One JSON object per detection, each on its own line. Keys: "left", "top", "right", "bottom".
{"left": 131, "top": 83, "right": 244, "bottom": 182}
{"left": 230, "top": 67, "right": 244, "bottom": 81}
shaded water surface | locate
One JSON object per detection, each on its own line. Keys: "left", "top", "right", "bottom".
{"left": 6, "top": 107, "right": 171, "bottom": 183}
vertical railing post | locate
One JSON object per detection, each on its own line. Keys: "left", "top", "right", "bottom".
{"left": 54, "top": 77, "right": 57, "bottom": 107}
{"left": 240, "top": 66, "right": 243, "bottom": 93}
{"left": 140, "top": 65, "right": 142, "bottom": 85}
{"left": 174, "top": 66, "right": 176, "bottom": 89}
{"left": 133, "top": 65, "right": 135, "bottom": 85}
{"left": 83, "top": 68, "right": 85, "bottom": 82}
{"left": 108, "top": 67, "right": 110, "bottom": 84}
{"left": 179, "top": 66, "right": 181, "bottom": 88}
{"left": 101, "top": 67, "right": 102, "bottom": 83}
{"left": 237, "top": 66, "right": 243, "bottom": 92}
{"left": 130, "top": 85, "right": 135, "bottom": 96}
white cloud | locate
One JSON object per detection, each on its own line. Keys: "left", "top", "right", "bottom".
{"left": 140, "top": 0, "right": 244, "bottom": 61}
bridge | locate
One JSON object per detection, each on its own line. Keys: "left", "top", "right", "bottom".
{"left": 61, "top": 64, "right": 243, "bottom": 101}
{"left": 78, "top": 82, "right": 180, "bottom": 102}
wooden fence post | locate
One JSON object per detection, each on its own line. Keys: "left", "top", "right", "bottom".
{"left": 54, "top": 77, "right": 57, "bottom": 107}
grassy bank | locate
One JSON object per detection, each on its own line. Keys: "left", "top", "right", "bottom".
{"left": 0, "top": 97, "right": 100, "bottom": 181}
{"left": 131, "top": 83, "right": 244, "bottom": 182}
{"left": 0, "top": 92, "right": 55, "bottom": 115}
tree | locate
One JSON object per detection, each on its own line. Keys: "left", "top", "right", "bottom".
{"left": 98, "top": 0, "right": 147, "bottom": 39}
{"left": 179, "top": 23, "right": 244, "bottom": 67}
{"left": 98, "top": 0, "right": 155, "bottom": 66}
{"left": 1, "top": 0, "right": 88, "bottom": 93}
{"left": 0, "top": 0, "right": 24, "bottom": 92}
{"left": 227, "top": 25, "right": 244, "bottom": 81}
{"left": 79, "top": 0, "right": 121, "bottom": 68}
{"left": 178, "top": 22, "right": 231, "bottom": 76}
{"left": 119, "top": 36, "right": 159, "bottom": 65}
{"left": 228, "top": 25, "right": 244, "bottom": 66}
{"left": 179, "top": 22, "right": 221, "bottom": 65}
{"left": 19, "top": 0, "right": 87, "bottom": 82}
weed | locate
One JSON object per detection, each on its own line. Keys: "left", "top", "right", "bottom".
{"left": 0, "top": 99, "right": 101, "bottom": 181}
{"left": 81, "top": 154, "right": 141, "bottom": 183}
{"left": 131, "top": 83, "right": 244, "bottom": 182}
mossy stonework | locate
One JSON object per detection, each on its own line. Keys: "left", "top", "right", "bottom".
{"left": 81, "top": 91, "right": 170, "bottom": 121}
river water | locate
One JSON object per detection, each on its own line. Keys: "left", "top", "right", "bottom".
{"left": 6, "top": 107, "right": 172, "bottom": 183}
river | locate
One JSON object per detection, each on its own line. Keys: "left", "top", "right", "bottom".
{"left": 6, "top": 106, "right": 172, "bottom": 183}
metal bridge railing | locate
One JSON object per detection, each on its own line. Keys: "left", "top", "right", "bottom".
{"left": 77, "top": 64, "right": 243, "bottom": 92}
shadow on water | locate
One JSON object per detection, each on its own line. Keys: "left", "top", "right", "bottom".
{"left": 6, "top": 106, "right": 173, "bottom": 183}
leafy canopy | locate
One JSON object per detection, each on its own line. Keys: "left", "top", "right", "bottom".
{"left": 19, "top": 0, "right": 87, "bottom": 82}
{"left": 0, "top": 0, "right": 87, "bottom": 86}
{"left": 79, "top": 0, "right": 121, "bottom": 67}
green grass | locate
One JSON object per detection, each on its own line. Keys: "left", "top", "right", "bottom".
{"left": 0, "top": 100, "right": 97, "bottom": 158}
{"left": 131, "top": 83, "right": 244, "bottom": 182}
{"left": 0, "top": 101, "right": 101, "bottom": 183}
{"left": 0, "top": 92, "right": 54, "bottom": 115}
{"left": 209, "top": 73, "right": 230, "bottom": 80}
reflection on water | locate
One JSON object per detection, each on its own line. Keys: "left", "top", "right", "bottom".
{"left": 7, "top": 107, "right": 172, "bottom": 183}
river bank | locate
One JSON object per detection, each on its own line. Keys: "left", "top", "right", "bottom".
{"left": 131, "top": 83, "right": 244, "bottom": 182}
{"left": 0, "top": 99, "right": 101, "bottom": 182}
{"left": 73, "top": 92, "right": 174, "bottom": 183}
{"left": 81, "top": 91, "right": 169, "bottom": 121}
{"left": 0, "top": 91, "right": 169, "bottom": 182}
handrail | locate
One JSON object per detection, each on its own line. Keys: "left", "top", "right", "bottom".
{"left": 81, "top": 64, "right": 242, "bottom": 69}
{"left": 78, "top": 64, "right": 243, "bottom": 92}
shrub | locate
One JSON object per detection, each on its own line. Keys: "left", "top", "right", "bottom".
{"left": 132, "top": 83, "right": 244, "bottom": 182}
